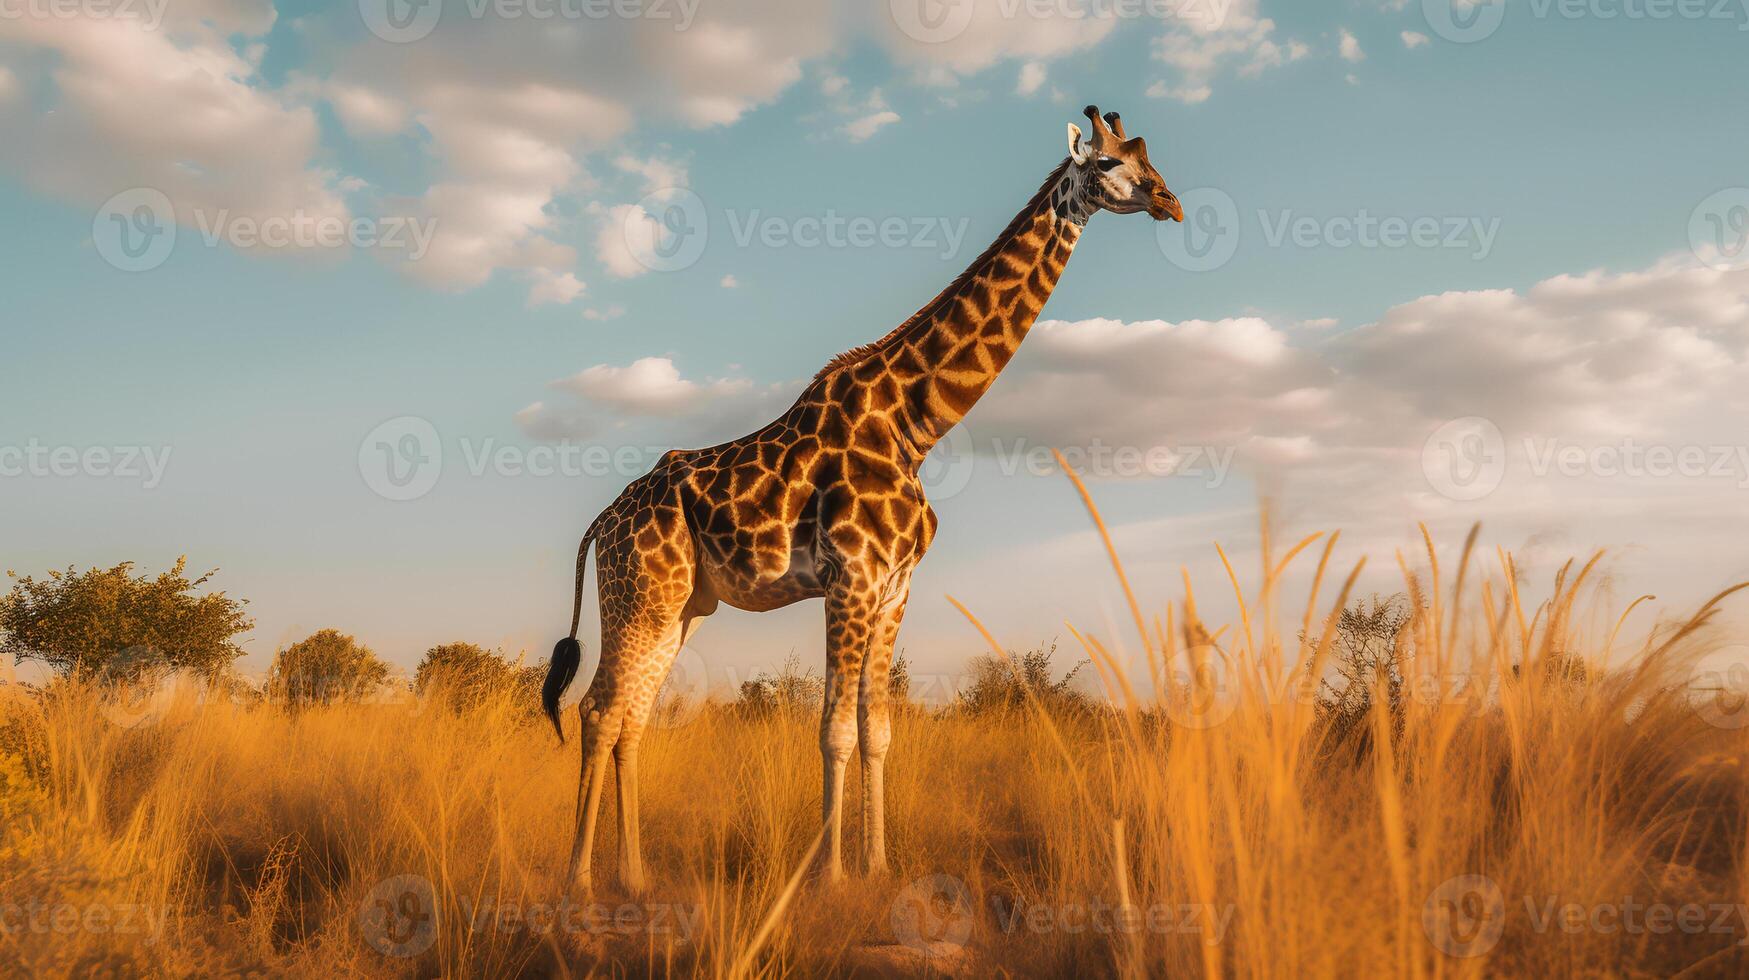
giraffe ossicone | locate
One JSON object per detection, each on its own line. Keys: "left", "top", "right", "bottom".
{"left": 542, "top": 104, "right": 1184, "bottom": 891}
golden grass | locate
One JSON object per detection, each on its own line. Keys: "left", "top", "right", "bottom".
{"left": 4, "top": 482, "right": 1749, "bottom": 977}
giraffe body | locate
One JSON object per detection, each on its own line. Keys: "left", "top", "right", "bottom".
{"left": 544, "top": 106, "right": 1182, "bottom": 889}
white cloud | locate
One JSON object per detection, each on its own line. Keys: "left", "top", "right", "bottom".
{"left": 596, "top": 203, "right": 657, "bottom": 279}
{"left": 584, "top": 304, "right": 627, "bottom": 321}
{"left": 1017, "top": 61, "right": 1047, "bottom": 96}
{"left": 515, "top": 401, "right": 597, "bottom": 441}
{"left": 873, "top": 0, "right": 1117, "bottom": 82}
{"left": 517, "top": 356, "right": 794, "bottom": 441}
{"left": 527, "top": 269, "right": 587, "bottom": 307}
{"left": 1339, "top": 29, "right": 1365, "bottom": 63}
{"left": 322, "top": 82, "right": 409, "bottom": 138}
{"left": 614, "top": 153, "right": 690, "bottom": 195}
{"left": 0, "top": 12, "right": 348, "bottom": 244}
{"left": 10, "top": 0, "right": 838, "bottom": 303}
{"left": 973, "top": 316, "right": 1323, "bottom": 457}
{"left": 554, "top": 357, "right": 752, "bottom": 417}
{"left": 656, "top": 16, "right": 828, "bottom": 125}
{"left": 1402, "top": 30, "right": 1431, "bottom": 49}
{"left": 965, "top": 254, "right": 1749, "bottom": 540}
{"left": 1149, "top": 1, "right": 1309, "bottom": 104}
{"left": 720, "top": 274, "right": 739, "bottom": 288}
{"left": 1147, "top": 82, "right": 1212, "bottom": 104}
{"left": 385, "top": 83, "right": 627, "bottom": 298}
{"left": 842, "top": 110, "right": 901, "bottom": 142}
{"left": 817, "top": 84, "right": 903, "bottom": 142}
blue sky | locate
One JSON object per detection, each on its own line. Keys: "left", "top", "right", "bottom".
{"left": 4, "top": 0, "right": 1749, "bottom": 692}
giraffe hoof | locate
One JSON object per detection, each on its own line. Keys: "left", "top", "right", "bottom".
{"left": 619, "top": 869, "right": 648, "bottom": 896}
{"left": 812, "top": 864, "right": 847, "bottom": 887}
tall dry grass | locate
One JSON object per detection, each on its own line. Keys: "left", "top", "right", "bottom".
{"left": 3, "top": 480, "right": 1747, "bottom": 977}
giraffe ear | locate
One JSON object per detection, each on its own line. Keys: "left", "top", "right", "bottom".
{"left": 1066, "top": 123, "right": 1090, "bottom": 164}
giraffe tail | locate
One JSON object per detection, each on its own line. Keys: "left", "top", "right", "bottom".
{"left": 542, "top": 529, "right": 595, "bottom": 743}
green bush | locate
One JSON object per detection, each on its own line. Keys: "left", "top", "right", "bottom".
{"left": 266, "top": 629, "right": 390, "bottom": 707}
{"left": 956, "top": 640, "right": 1095, "bottom": 717}
{"left": 0, "top": 558, "right": 251, "bottom": 680}
{"left": 735, "top": 653, "right": 824, "bottom": 718}
{"left": 415, "top": 642, "right": 542, "bottom": 716}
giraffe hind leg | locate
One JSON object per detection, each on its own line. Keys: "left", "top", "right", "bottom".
{"left": 567, "top": 588, "right": 697, "bottom": 893}
{"left": 567, "top": 683, "right": 616, "bottom": 893}
{"left": 613, "top": 613, "right": 701, "bottom": 895}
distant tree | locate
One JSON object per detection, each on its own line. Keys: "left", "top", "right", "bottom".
{"left": 735, "top": 652, "right": 825, "bottom": 717}
{"left": 0, "top": 558, "right": 252, "bottom": 680}
{"left": 1316, "top": 594, "right": 1415, "bottom": 748}
{"left": 1509, "top": 637, "right": 1591, "bottom": 685}
{"left": 957, "top": 640, "right": 1094, "bottom": 717}
{"left": 731, "top": 651, "right": 913, "bottom": 717}
{"left": 267, "top": 629, "right": 389, "bottom": 706}
{"left": 209, "top": 668, "right": 265, "bottom": 709}
{"left": 888, "top": 650, "right": 911, "bottom": 703}
{"left": 1322, "top": 596, "right": 1412, "bottom": 709}
{"left": 414, "top": 642, "right": 542, "bottom": 714}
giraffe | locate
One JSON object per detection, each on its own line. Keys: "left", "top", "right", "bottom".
{"left": 542, "top": 105, "right": 1183, "bottom": 890}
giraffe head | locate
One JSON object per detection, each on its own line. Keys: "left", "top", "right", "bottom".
{"left": 1066, "top": 105, "right": 1183, "bottom": 222}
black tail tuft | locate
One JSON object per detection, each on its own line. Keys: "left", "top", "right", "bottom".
{"left": 543, "top": 637, "right": 582, "bottom": 743}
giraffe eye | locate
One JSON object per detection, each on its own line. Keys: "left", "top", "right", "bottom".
{"left": 1095, "top": 157, "right": 1123, "bottom": 173}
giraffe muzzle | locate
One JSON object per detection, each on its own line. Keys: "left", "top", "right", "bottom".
{"left": 1150, "top": 193, "right": 1184, "bottom": 223}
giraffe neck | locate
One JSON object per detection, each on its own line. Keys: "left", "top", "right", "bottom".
{"left": 877, "top": 160, "right": 1090, "bottom": 460}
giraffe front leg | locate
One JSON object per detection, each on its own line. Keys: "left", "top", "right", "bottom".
{"left": 817, "top": 576, "right": 876, "bottom": 884}
{"left": 817, "top": 675, "right": 858, "bottom": 885}
{"left": 858, "top": 573, "right": 910, "bottom": 878}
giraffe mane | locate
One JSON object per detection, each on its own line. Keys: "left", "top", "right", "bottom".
{"left": 812, "top": 157, "right": 1074, "bottom": 381}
